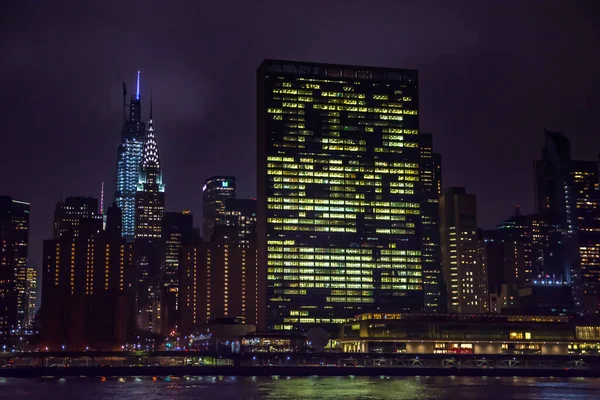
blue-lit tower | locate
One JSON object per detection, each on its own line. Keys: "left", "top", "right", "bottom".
{"left": 115, "top": 71, "right": 146, "bottom": 241}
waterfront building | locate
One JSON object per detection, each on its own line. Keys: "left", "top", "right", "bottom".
{"left": 202, "top": 176, "right": 236, "bottom": 241}
{"left": 40, "top": 204, "right": 135, "bottom": 350}
{"left": 339, "top": 312, "right": 600, "bottom": 355}
{"left": 114, "top": 71, "right": 146, "bottom": 241}
{"left": 179, "top": 233, "right": 258, "bottom": 334}
{"left": 257, "top": 59, "right": 423, "bottom": 332}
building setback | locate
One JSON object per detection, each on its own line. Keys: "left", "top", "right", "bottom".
{"left": 0, "top": 196, "right": 30, "bottom": 337}
{"left": 440, "top": 187, "right": 487, "bottom": 313}
{"left": 257, "top": 60, "right": 424, "bottom": 332}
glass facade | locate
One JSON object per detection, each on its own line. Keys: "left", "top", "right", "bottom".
{"left": 115, "top": 72, "right": 146, "bottom": 241}
{"left": 257, "top": 60, "right": 423, "bottom": 332}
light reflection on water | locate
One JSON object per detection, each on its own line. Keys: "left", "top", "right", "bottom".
{"left": 1, "top": 376, "right": 600, "bottom": 399}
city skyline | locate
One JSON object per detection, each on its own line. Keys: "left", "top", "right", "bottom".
{"left": 2, "top": 1, "right": 600, "bottom": 273}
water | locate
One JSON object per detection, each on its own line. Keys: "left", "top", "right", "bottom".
{"left": 2, "top": 376, "right": 600, "bottom": 399}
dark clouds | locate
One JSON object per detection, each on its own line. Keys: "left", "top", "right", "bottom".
{"left": 1, "top": 0, "right": 599, "bottom": 268}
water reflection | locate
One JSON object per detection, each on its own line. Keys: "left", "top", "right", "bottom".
{"left": 0, "top": 376, "right": 600, "bottom": 399}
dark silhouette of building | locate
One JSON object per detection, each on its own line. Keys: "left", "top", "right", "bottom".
{"left": 419, "top": 133, "right": 444, "bottom": 313}
{"left": 219, "top": 198, "right": 257, "bottom": 244}
{"left": 134, "top": 102, "right": 166, "bottom": 334}
{"left": 257, "top": 59, "right": 424, "bottom": 332}
{"left": 202, "top": 176, "right": 236, "bottom": 241}
{"left": 40, "top": 203, "right": 135, "bottom": 350}
{"left": 0, "top": 196, "right": 30, "bottom": 338}
{"left": 53, "top": 196, "right": 102, "bottom": 239}
{"left": 161, "top": 210, "right": 194, "bottom": 333}
{"left": 114, "top": 71, "right": 147, "bottom": 241}
{"left": 440, "top": 187, "right": 487, "bottom": 313}
{"left": 534, "top": 130, "right": 581, "bottom": 308}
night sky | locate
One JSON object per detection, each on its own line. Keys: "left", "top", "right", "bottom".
{"left": 2, "top": 1, "right": 600, "bottom": 269}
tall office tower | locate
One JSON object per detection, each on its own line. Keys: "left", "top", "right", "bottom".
{"left": 535, "top": 131, "right": 580, "bottom": 306}
{"left": 0, "top": 196, "right": 30, "bottom": 337}
{"left": 41, "top": 204, "right": 135, "bottom": 349}
{"left": 134, "top": 104, "right": 166, "bottom": 333}
{"left": 419, "top": 133, "right": 444, "bottom": 313}
{"left": 484, "top": 208, "right": 533, "bottom": 313}
{"left": 202, "top": 176, "right": 236, "bottom": 240}
{"left": 115, "top": 71, "right": 147, "bottom": 241}
{"left": 440, "top": 187, "right": 487, "bottom": 313}
{"left": 25, "top": 265, "right": 37, "bottom": 329}
{"left": 162, "top": 210, "right": 194, "bottom": 332}
{"left": 179, "top": 236, "right": 258, "bottom": 334}
{"left": 570, "top": 160, "right": 600, "bottom": 314}
{"left": 220, "top": 199, "right": 257, "bottom": 244}
{"left": 53, "top": 196, "right": 102, "bottom": 238}
{"left": 257, "top": 60, "right": 423, "bottom": 332}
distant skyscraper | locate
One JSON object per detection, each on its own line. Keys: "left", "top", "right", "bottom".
{"left": 202, "top": 176, "right": 236, "bottom": 240}
{"left": 25, "top": 265, "right": 37, "bottom": 329}
{"left": 53, "top": 196, "right": 101, "bottom": 239}
{"left": 534, "top": 130, "right": 583, "bottom": 310}
{"left": 257, "top": 60, "right": 423, "bottom": 332}
{"left": 220, "top": 199, "right": 257, "bottom": 244}
{"left": 419, "top": 133, "right": 444, "bottom": 313}
{"left": 440, "top": 187, "right": 487, "bottom": 313}
{"left": 570, "top": 160, "right": 600, "bottom": 314}
{"left": 134, "top": 102, "right": 166, "bottom": 333}
{"left": 162, "top": 210, "right": 194, "bottom": 331}
{"left": 0, "top": 196, "right": 30, "bottom": 336}
{"left": 115, "top": 71, "right": 147, "bottom": 241}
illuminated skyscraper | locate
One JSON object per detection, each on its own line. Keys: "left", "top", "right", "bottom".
{"left": 202, "top": 176, "right": 236, "bottom": 240}
{"left": 419, "top": 133, "right": 444, "bottom": 313}
{"left": 134, "top": 102, "right": 166, "bottom": 333}
{"left": 115, "top": 71, "right": 146, "bottom": 241}
{"left": 440, "top": 187, "right": 487, "bottom": 313}
{"left": 257, "top": 60, "right": 423, "bottom": 332}
{"left": 0, "top": 196, "right": 30, "bottom": 337}
{"left": 25, "top": 265, "right": 37, "bottom": 329}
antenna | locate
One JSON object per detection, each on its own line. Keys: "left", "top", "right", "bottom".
{"left": 533, "top": 156, "right": 538, "bottom": 213}
{"left": 136, "top": 70, "right": 140, "bottom": 100}
{"left": 100, "top": 179, "right": 104, "bottom": 215}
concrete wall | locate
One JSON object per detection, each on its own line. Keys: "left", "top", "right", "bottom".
{"left": 541, "top": 343, "right": 568, "bottom": 355}
{"left": 474, "top": 343, "right": 502, "bottom": 354}
{"left": 406, "top": 342, "right": 434, "bottom": 354}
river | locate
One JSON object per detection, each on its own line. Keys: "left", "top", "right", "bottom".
{"left": 2, "top": 376, "right": 600, "bottom": 399}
